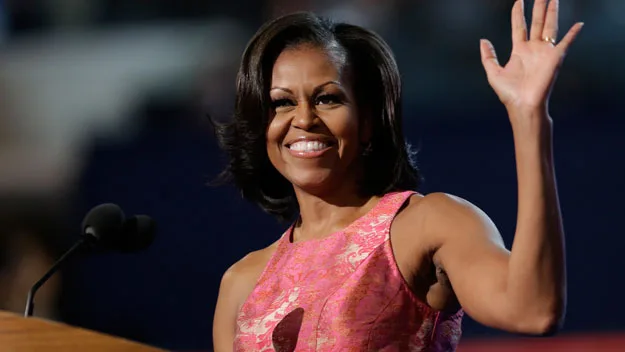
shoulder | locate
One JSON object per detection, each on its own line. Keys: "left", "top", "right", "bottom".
{"left": 394, "top": 192, "right": 498, "bottom": 244}
{"left": 220, "top": 240, "right": 280, "bottom": 298}
{"left": 393, "top": 192, "right": 463, "bottom": 228}
{"left": 404, "top": 192, "right": 478, "bottom": 215}
{"left": 213, "top": 240, "right": 280, "bottom": 348}
{"left": 214, "top": 239, "right": 280, "bottom": 322}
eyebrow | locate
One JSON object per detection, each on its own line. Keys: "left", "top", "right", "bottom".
{"left": 270, "top": 81, "right": 343, "bottom": 95}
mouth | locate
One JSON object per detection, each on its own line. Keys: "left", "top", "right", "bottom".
{"left": 285, "top": 138, "right": 335, "bottom": 158}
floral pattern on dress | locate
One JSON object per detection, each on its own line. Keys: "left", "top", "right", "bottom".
{"left": 233, "top": 191, "right": 463, "bottom": 351}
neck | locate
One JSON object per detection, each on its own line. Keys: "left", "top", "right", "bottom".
{"left": 292, "top": 181, "right": 379, "bottom": 242}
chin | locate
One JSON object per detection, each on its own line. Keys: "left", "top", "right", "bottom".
{"left": 288, "top": 169, "right": 337, "bottom": 195}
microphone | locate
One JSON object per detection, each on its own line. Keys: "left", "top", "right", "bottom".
{"left": 24, "top": 203, "right": 156, "bottom": 317}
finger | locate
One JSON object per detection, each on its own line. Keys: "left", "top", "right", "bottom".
{"left": 511, "top": 0, "right": 528, "bottom": 45}
{"left": 530, "top": 0, "right": 548, "bottom": 40}
{"left": 556, "top": 22, "right": 584, "bottom": 53}
{"left": 480, "top": 39, "right": 502, "bottom": 76}
{"left": 542, "top": 0, "right": 559, "bottom": 40}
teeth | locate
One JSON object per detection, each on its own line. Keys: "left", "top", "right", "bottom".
{"left": 289, "top": 141, "right": 329, "bottom": 152}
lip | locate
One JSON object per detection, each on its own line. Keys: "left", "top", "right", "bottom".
{"left": 284, "top": 136, "right": 336, "bottom": 159}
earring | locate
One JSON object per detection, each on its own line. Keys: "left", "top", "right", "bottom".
{"left": 362, "top": 142, "right": 373, "bottom": 156}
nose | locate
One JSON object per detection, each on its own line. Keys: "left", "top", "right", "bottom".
{"left": 291, "top": 103, "right": 317, "bottom": 130}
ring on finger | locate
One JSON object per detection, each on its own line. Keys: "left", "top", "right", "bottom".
{"left": 543, "top": 36, "right": 557, "bottom": 45}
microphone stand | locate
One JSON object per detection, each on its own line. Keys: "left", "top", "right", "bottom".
{"left": 24, "top": 237, "right": 87, "bottom": 317}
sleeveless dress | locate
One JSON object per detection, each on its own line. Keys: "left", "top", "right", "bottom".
{"left": 233, "top": 191, "right": 463, "bottom": 351}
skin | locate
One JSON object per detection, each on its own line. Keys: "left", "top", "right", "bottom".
{"left": 213, "top": 1, "right": 584, "bottom": 350}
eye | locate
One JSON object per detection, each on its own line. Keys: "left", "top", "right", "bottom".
{"left": 315, "top": 94, "right": 341, "bottom": 106}
{"left": 271, "top": 98, "right": 295, "bottom": 110}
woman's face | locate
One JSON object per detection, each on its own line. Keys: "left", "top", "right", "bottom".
{"left": 266, "top": 44, "right": 367, "bottom": 196}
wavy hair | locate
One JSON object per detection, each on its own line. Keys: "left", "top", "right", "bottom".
{"left": 211, "top": 12, "right": 420, "bottom": 221}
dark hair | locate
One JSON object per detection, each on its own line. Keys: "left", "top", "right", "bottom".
{"left": 212, "top": 12, "right": 420, "bottom": 221}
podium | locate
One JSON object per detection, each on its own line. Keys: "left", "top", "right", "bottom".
{"left": 458, "top": 333, "right": 625, "bottom": 351}
{"left": 0, "top": 311, "right": 166, "bottom": 351}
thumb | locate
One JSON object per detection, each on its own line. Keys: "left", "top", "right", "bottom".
{"left": 480, "top": 39, "right": 501, "bottom": 77}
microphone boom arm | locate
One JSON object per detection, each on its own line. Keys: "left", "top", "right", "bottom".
{"left": 23, "top": 203, "right": 155, "bottom": 318}
{"left": 24, "top": 237, "right": 87, "bottom": 317}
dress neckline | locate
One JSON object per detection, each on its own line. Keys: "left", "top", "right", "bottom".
{"left": 285, "top": 192, "right": 396, "bottom": 246}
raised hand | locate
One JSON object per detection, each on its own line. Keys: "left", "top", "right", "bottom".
{"left": 480, "top": 0, "right": 583, "bottom": 114}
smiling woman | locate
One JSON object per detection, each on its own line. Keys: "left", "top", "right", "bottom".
{"left": 211, "top": 1, "right": 584, "bottom": 351}
{"left": 268, "top": 45, "right": 382, "bottom": 200}
{"left": 212, "top": 14, "right": 419, "bottom": 222}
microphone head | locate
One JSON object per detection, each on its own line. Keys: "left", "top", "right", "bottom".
{"left": 118, "top": 215, "right": 156, "bottom": 253}
{"left": 81, "top": 203, "right": 126, "bottom": 249}
{"left": 81, "top": 204, "right": 156, "bottom": 253}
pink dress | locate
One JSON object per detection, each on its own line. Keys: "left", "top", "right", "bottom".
{"left": 233, "top": 191, "right": 463, "bottom": 351}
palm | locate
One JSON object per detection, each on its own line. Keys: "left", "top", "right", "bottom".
{"left": 481, "top": 0, "right": 583, "bottom": 110}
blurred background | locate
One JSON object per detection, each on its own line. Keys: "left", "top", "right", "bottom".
{"left": 0, "top": 0, "right": 623, "bottom": 350}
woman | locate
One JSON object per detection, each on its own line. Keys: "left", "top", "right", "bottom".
{"left": 213, "top": 0, "right": 583, "bottom": 350}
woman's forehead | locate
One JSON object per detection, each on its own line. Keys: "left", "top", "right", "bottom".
{"left": 271, "top": 45, "right": 349, "bottom": 89}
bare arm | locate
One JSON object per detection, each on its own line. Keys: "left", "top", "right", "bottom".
{"left": 428, "top": 115, "right": 564, "bottom": 334}
{"left": 422, "top": 0, "right": 583, "bottom": 335}
{"left": 213, "top": 245, "right": 277, "bottom": 351}
{"left": 213, "top": 266, "right": 241, "bottom": 352}
{"left": 508, "top": 113, "right": 565, "bottom": 332}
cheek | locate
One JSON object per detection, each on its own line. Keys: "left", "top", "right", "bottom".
{"left": 266, "top": 112, "right": 290, "bottom": 144}
{"left": 327, "top": 109, "right": 361, "bottom": 150}
{"left": 266, "top": 116, "right": 287, "bottom": 163}
{"left": 266, "top": 118, "right": 280, "bottom": 145}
